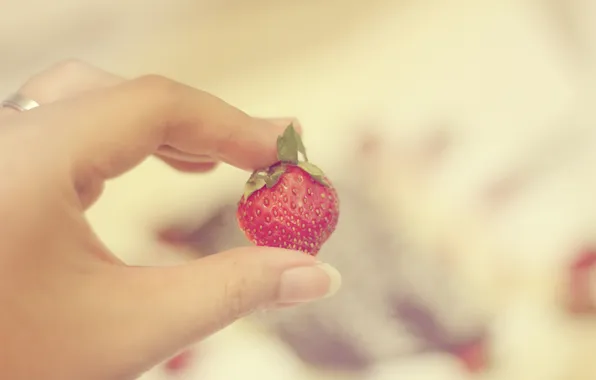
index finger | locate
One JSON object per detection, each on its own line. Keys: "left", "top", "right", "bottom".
{"left": 14, "top": 75, "right": 293, "bottom": 183}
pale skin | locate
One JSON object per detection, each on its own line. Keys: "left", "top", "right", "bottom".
{"left": 0, "top": 60, "right": 341, "bottom": 380}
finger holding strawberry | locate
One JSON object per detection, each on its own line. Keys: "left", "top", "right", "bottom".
{"left": 237, "top": 124, "right": 340, "bottom": 256}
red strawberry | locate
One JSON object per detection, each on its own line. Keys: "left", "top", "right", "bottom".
{"left": 236, "top": 124, "right": 339, "bottom": 256}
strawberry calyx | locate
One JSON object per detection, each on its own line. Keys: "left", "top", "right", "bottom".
{"left": 242, "top": 124, "right": 330, "bottom": 200}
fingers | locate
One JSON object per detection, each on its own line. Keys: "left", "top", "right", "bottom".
{"left": 0, "top": 60, "right": 301, "bottom": 204}
{"left": 158, "top": 158, "right": 220, "bottom": 173}
{"left": 80, "top": 76, "right": 290, "bottom": 173}
{"left": 96, "top": 247, "right": 341, "bottom": 375}
{"left": 153, "top": 117, "right": 299, "bottom": 173}
{"left": 20, "top": 59, "right": 124, "bottom": 103}
{"left": 0, "top": 59, "right": 124, "bottom": 119}
{"left": 1, "top": 60, "right": 300, "bottom": 179}
{"left": 8, "top": 75, "right": 296, "bottom": 201}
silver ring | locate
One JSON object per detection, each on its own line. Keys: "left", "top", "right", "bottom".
{"left": 0, "top": 93, "right": 40, "bottom": 112}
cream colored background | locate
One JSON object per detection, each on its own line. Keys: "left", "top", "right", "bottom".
{"left": 2, "top": 1, "right": 596, "bottom": 379}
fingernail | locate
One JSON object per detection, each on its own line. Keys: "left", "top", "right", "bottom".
{"left": 278, "top": 262, "right": 341, "bottom": 303}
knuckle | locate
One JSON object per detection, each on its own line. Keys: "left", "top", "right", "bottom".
{"left": 134, "top": 74, "right": 181, "bottom": 97}
{"left": 216, "top": 260, "right": 270, "bottom": 326}
{"left": 222, "top": 280, "right": 249, "bottom": 321}
{"left": 221, "top": 275, "right": 251, "bottom": 322}
{"left": 52, "top": 58, "right": 91, "bottom": 75}
{"left": 132, "top": 74, "right": 184, "bottom": 112}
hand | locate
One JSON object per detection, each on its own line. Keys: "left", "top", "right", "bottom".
{"left": 0, "top": 60, "right": 341, "bottom": 380}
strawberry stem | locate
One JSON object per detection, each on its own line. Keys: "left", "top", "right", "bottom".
{"left": 276, "top": 124, "right": 306, "bottom": 163}
{"left": 242, "top": 124, "right": 329, "bottom": 201}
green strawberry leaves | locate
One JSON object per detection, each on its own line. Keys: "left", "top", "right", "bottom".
{"left": 243, "top": 171, "right": 267, "bottom": 200}
{"left": 242, "top": 124, "right": 330, "bottom": 201}
{"left": 298, "top": 161, "right": 330, "bottom": 186}
{"left": 266, "top": 166, "right": 286, "bottom": 187}
{"left": 243, "top": 166, "right": 286, "bottom": 200}
{"left": 277, "top": 124, "right": 306, "bottom": 163}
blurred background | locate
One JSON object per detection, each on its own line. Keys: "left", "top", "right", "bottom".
{"left": 3, "top": 0, "right": 596, "bottom": 379}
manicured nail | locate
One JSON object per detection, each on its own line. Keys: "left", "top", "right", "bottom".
{"left": 278, "top": 262, "right": 341, "bottom": 303}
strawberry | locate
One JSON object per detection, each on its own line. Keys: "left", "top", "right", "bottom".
{"left": 236, "top": 124, "right": 339, "bottom": 256}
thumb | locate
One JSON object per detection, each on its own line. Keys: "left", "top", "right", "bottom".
{"left": 99, "top": 247, "right": 341, "bottom": 374}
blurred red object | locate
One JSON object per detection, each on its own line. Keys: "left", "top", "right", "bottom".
{"left": 568, "top": 250, "right": 596, "bottom": 314}
{"left": 451, "top": 339, "right": 488, "bottom": 374}
{"left": 164, "top": 349, "right": 195, "bottom": 374}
